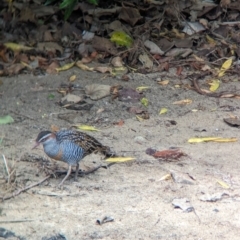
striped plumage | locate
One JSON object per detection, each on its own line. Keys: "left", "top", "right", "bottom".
{"left": 33, "top": 129, "right": 115, "bottom": 186}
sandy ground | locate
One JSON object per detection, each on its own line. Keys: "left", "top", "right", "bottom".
{"left": 1, "top": 68, "right": 240, "bottom": 240}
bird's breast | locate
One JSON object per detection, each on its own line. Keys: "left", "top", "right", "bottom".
{"left": 43, "top": 142, "right": 63, "bottom": 161}
{"left": 43, "top": 140, "right": 85, "bottom": 165}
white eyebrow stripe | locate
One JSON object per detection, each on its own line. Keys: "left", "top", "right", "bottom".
{"left": 39, "top": 133, "right": 52, "bottom": 142}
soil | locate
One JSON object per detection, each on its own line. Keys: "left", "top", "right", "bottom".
{"left": 1, "top": 68, "right": 240, "bottom": 240}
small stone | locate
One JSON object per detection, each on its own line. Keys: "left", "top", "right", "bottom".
{"left": 134, "top": 136, "right": 146, "bottom": 144}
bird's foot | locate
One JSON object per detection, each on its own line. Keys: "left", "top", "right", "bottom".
{"left": 73, "top": 176, "right": 79, "bottom": 182}
{"left": 57, "top": 183, "right": 64, "bottom": 189}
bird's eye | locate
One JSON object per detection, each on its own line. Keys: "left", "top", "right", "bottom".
{"left": 39, "top": 136, "right": 49, "bottom": 143}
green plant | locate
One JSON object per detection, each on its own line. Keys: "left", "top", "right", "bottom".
{"left": 59, "top": 0, "right": 78, "bottom": 20}
{"left": 45, "top": 0, "right": 98, "bottom": 20}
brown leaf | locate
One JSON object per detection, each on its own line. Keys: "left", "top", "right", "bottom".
{"left": 152, "top": 149, "right": 185, "bottom": 160}
{"left": 94, "top": 66, "right": 112, "bottom": 73}
{"left": 111, "top": 57, "right": 124, "bottom": 67}
{"left": 5, "top": 63, "right": 26, "bottom": 75}
{"left": 51, "top": 125, "right": 60, "bottom": 133}
{"left": 118, "top": 7, "right": 142, "bottom": 26}
{"left": 46, "top": 61, "right": 59, "bottom": 74}
{"left": 92, "top": 36, "right": 117, "bottom": 55}
{"left": 121, "top": 75, "right": 130, "bottom": 81}
{"left": 113, "top": 120, "right": 125, "bottom": 126}
{"left": 127, "top": 106, "right": 145, "bottom": 114}
{"left": 224, "top": 117, "right": 240, "bottom": 127}
{"left": 85, "top": 84, "right": 111, "bottom": 100}
{"left": 118, "top": 88, "right": 142, "bottom": 102}
{"left": 0, "top": 44, "right": 8, "bottom": 62}
{"left": 19, "top": 8, "right": 36, "bottom": 23}
{"left": 176, "top": 66, "right": 183, "bottom": 76}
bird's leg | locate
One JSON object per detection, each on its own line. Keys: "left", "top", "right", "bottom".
{"left": 58, "top": 165, "right": 72, "bottom": 187}
{"left": 74, "top": 163, "right": 79, "bottom": 181}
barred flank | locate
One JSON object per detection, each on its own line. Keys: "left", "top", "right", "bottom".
{"left": 56, "top": 130, "right": 115, "bottom": 158}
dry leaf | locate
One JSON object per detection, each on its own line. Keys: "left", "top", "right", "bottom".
{"left": 136, "top": 115, "right": 144, "bottom": 121}
{"left": 85, "top": 84, "right": 111, "bottom": 100}
{"left": 216, "top": 179, "right": 230, "bottom": 189}
{"left": 151, "top": 149, "right": 185, "bottom": 160}
{"left": 46, "top": 61, "right": 59, "bottom": 74}
{"left": 111, "top": 66, "right": 128, "bottom": 76}
{"left": 61, "top": 94, "right": 83, "bottom": 106}
{"left": 159, "top": 108, "right": 168, "bottom": 114}
{"left": 138, "top": 53, "right": 153, "bottom": 68}
{"left": 111, "top": 57, "right": 124, "bottom": 67}
{"left": 113, "top": 120, "right": 125, "bottom": 126}
{"left": 192, "top": 54, "right": 205, "bottom": 62}
{"left": 176, "top": 66, "right": 183, "bottom": 75}
{"left": 157, "top": 80, "right": 169, "bottom": 85}
{"left": 208, "top": 79, "right": 220, "bottom": 92}
{"left": 206, "top": 35, "right": 216, "bottom": 45}
{"left": 188, "top": 137, "right": 237, "bottom": 143}
{"left": 105, "top": 157, "right": 135, "bottom": 162}
{"left": 69, "top": 75, "right": 77, "bottom": 82}
{"left": 94, "top": 66, "right": 112, "bottom": 74}
{"left": 76, "top": 61, "right": 94, "bottom": 71}
{"left": 214, "top": 138, "right": 237, "bottom": 142}
{"left": 51, "top": 125, "right": 60, "bottom": 132}
{"left": 136, "top": 86, "right": 150, "bottom": 92}
{"left": 56, "top": 62, "right": 75, "bottom": 72}
{"left": 218, "top": 58, "right": 232, "bottom": 77}
{"left": 158, "top": 173, "right": 172, "bottom": 181}
{"left": 4, "top": 42, "right": 33, "bottom": 51}
{"left": 74, "top": 125, "right": 100, "bottom": 131}
{"left": 144, "top": 40, "right": 164, "bottom": 55}
{"left": 173, "top": 99, "right": 192, "bottom": 105}
{"left": 118, "top": 88, "right": 142, "bottom": 103}
{"left": 96, "top": 108, "right": 105, "bottom": 114}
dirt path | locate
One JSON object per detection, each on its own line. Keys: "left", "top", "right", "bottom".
{"left": 1, "top": 69, "right": 240, "bottom": 239}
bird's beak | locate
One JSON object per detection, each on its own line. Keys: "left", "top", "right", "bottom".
{"left": 32, "top": 141, "right": 40, "bottom": 150}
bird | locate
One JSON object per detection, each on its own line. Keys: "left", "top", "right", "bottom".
{"left": 32, "top": 129, "right": 115, "bottom": 186}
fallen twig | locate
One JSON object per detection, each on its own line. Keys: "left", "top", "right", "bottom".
{"left": 1, "top": 175, "right": 51, "bottom": 201}
{"left": 55, "top": 163, "right": 116, "bottom": 176}
{"left": 2, "top": 154, "right": 10, "bottom": 179}
{"left": 191, "top": 76, "right": 240, "bottom": 99}
{"left": 0, "top": 219, "right": 35, "bottom": 223}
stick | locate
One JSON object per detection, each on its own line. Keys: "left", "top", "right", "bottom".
{"left": 55, "top": 163, "right": 116, "bottom": 176}
{"left": 2, "top": 154, "right": 10, "bottom": 178}
{"left": 1, "top": 175, "right": 51, "bottom": 201}
{"left": 0, "top": 219, "right": 34, "bottom": 223}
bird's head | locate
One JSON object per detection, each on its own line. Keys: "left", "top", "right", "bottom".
{"left": 32, "top": 131, "right": 55, "bottom": 149}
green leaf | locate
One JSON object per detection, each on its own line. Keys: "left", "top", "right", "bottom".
{"left": 48, "top": 93, "right": 55, "bottom": 100}
{"left": 0, "top": 115, "right": 14, "bottom": 125}
{"left": 140, "top": 97, "right": 149, "bottom": 107}
{"left": 110, "top": 31, "right": 133, "bottom": 47}
{"left": 45, "top": 0, "right": 58, "bottom": 6}
{"left": 64, "top": 6, "right": 73, "bottom": 20}
{"left": 59, "top": 0, "right": 73, "bottom": 9}
{"left": 87, "top": 0, "right": 98, "bottom": 5}
{"left": 61, "top": 0, "right": 78, "bottom": 20}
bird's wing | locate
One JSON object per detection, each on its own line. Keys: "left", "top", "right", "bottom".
{"left": 58, "top": 131, "right": 114, "bottom": 157}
